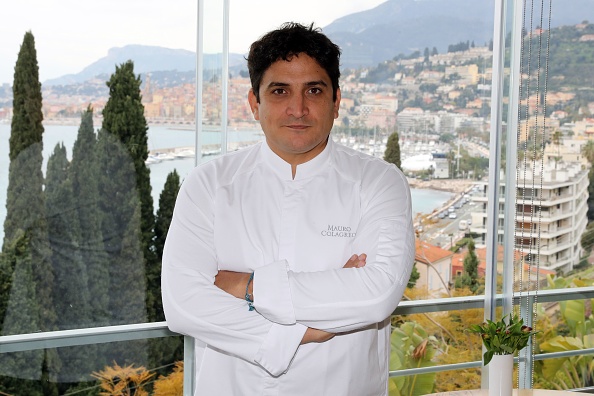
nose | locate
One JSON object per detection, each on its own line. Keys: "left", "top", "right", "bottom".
{"left": 287, "top": 93, "right": 309, "bottom": 118}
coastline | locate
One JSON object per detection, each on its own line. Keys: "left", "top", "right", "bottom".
{"left": 408, "top": 178, "right": 477, "bottom": 230}
{"left": 407, "top": 178, "right": 474, "bottom": 195}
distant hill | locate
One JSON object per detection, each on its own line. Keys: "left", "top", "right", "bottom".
{"left": 42, "top": 0, "right": 594, "bottom": 85}
{"left": 44, "top": 45, "right": 246, "bottom": 86}
{"left": 324, "top": 0, "right": 594, "bottom": 68}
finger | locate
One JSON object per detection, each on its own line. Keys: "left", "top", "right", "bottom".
{"left": 343, "top": 254, "right": 359, "bottom": 268}
{"left": 356, "top": 253, "right": 367, "bottom": 268}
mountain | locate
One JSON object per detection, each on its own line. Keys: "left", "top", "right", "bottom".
{"left": 43, "top": 0, "right": 594, "bottom": 85}
{"left": 44, "top": 45, "right": 246, "bottom": 86}
{"left": 324, "top": 0, "right": 594, "bottom": 68}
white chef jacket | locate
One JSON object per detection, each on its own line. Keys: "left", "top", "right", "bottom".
{"left": 162, "top": 137, "right": 415, "bottom": 396}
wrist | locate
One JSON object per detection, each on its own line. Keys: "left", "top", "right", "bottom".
{"left": 245, "top": 272, "right": 255, "bottom": 311}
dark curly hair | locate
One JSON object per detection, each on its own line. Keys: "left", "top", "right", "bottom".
{"left": 246, "top": 22, "right": 341, "bottom": 102}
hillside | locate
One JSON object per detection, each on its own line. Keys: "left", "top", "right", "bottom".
{"left": 44, "top": 45, "right": 246, "bottom": 86}
{"left": 38, "top": 0, "right": 594, "bottom": 86}
{"left": 523, "top": 23, "right": 594, "bottom": 90}
{"left": 324, "top": 0, "right": 594, "bottom": 68}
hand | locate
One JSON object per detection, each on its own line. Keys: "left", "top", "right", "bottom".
{"left": 301, "top": 327, "right": 335, "bottom": 344}
{"left": 343, "top": 253, "right": 367, "bottom": 268}
{"left": 214, "top": 270, "right": 251, "bottom": 299}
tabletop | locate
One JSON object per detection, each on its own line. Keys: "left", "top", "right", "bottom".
{"left": 427, "top": 390, "right": 584, "bottom": 396}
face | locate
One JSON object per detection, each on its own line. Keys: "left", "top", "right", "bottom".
{"left": 248, "top": 53, "right": 340, "bottom": 167}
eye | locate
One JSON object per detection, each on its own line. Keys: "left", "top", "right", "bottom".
{"left": 271, "top": 88, "right": 287, "bottom": 95}
{"left": 308, "top": 87, "right": 322, "bottom": 95}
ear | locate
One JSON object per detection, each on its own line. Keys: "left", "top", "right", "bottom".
{"left": 333, "top": 88, "right": 341, "bottom": 119}
{"left": 248, "top": 89, "right": 260, "bottom": 120}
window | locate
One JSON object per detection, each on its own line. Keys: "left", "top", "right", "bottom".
{"left": 2, "top": 0, "right": 594, "bottom": 393}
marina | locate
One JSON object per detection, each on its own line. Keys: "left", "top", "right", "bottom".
{"left": 0, "top": 124, "right": 459, "bottom": 241}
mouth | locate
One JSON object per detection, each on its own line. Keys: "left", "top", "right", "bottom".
{"left": 285, "top": 124, "right": 310, "bottom": 130}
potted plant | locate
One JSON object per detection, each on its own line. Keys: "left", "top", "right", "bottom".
{"left": 468, "top": 314, "right": 539, "bottom": 396}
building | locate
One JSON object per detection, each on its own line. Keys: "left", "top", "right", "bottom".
{"left": 431, "top": 152, "right": 450, "bottom": 179}
{"left": 471, "top": 158, "right": 589, "bottom": 273}
{"left": 415, "top": 239, "right": 453, "bottom": 296}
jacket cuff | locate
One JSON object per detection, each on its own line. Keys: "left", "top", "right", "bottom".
{"left": 253, "top": 260, "right": 295, "bottom": 324}
{"left": 253, "top": 322, "right": 307, "bottom": 376}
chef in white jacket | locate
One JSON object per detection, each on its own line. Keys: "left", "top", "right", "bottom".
{"left": 162, "top": 22, "right": 415, "bottom": 396}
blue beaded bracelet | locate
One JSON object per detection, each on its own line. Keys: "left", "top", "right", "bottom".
{"left": 245, "top": 272, "right": 254, "bottom": 311}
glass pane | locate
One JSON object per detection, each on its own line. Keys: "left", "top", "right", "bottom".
{"left": 391, "top": 309, "right": 484, "bottom": 393}
{"left": 225, "top": 1, "right": 496, "bottom": 301}
{"left": 0, "top": 1, "right": 196, "bottom": 334}
{"left": 510, "top": 0, "right": 594, "bottom": 388}
{"left": 0, "top": 337, "right": 183, "bottom": 395}
{"left": 533, "top": 297, "right": 594, "bottom": 389}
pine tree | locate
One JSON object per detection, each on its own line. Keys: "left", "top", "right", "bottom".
{"left": 384, "top": 131, "right": 402, "bottom": 170}
{"left": 101, "top": 61, "right": 157, "bottom": 321}
{"left": 70, "top": 107, "right": 111, "bottom": 327}
{"left": 0, "top": 30, "right": 58, "bottom": 396}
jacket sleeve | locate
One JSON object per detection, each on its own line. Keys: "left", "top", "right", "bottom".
{"left": 254, "top": 166, "right": 415, "bottom": 333}
{"left": 161, "top": 168, "right": 306, "bottom": 376}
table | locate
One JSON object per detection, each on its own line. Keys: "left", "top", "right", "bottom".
{"left": 428, "top": 390, "right": 585, "bottom": 396}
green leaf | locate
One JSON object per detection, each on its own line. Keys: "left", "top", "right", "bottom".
{"left": 562, "top": 299, "right": 585, "bottom": 332}
{"left": 484, "top": 350, "right": 494, "bottom": 366}
{"left": 541, "top": 358, "right": 568, "bottom": 380}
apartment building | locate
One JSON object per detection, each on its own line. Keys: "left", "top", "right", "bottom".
{"left": 470, "top": 157, "right": 589, "bottom": 273}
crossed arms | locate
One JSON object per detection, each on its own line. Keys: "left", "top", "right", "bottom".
{"left": 161, "top": 163, "right": 414, "bottom": 376}
{"left": 214, "top": 253, "right": 368, "bottom": 344}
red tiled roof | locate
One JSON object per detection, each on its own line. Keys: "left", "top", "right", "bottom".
{"left": 415, "top": 239, "right": 454, "bottom": 264}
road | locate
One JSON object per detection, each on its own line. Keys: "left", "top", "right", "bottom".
{"left": 420, "top": 200, "right": 477, "bottom": 249}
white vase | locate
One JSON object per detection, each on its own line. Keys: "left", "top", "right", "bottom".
{"left": 488, "top": 354, "right": 513, "bottom": 396}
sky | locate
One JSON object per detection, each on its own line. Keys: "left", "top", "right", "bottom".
{"left": 1, "top": 0, "right": 387, "bottom": 85}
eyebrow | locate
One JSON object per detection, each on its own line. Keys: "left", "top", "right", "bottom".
{"left": 266, "top": 80, "right": 328, "bottom": 89}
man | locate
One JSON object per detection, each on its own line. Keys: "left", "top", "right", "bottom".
{"left": 162, "top": 22, "right": 415, "bottom": 395}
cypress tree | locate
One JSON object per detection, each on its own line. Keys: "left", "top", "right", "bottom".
{"left": 407, "top": 263, "right": 420, "bottom": 289}
{"left": 150, "top": 169, "right": 181, "bottom": 321}
{"left": 384, "top": 131, "right": 402, "bottom": 170}
{"left": 95, "top": 129, "right": 147, "bottom": 323}
{"left": 155, "top": 170, "right": 180, "bottom": 267}
{"left": 46, "top": 143, "right": 89, "bottom": 330}
{"left": 149, "top": 170, "right": 183, "bottom": 372}
{"left": 101, "top": 61, "right": 157, "bottom": 321}
{"left": 588, "top": 167, "right": 594, "bottom": 221}
{"left": 456, "top": 239, "right": 480, "bottom": 293}
{"left": 46, "top": 143, "right": 101, "bottom": 384}
{"left": 0, "top": 30, "right": 57, "bottom": 396}
{"left": 95, "top": 128, "right": 148, "bottom": 365}
{"left": 70, "top": 107, "right": 111, "bottom": 327}
{"left": 463, "top": 240, "right": 479, "bottom": 281}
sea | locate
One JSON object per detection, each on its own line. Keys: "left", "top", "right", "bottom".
{"left": 0, "top": 123, "right": 454, "bottom": 239}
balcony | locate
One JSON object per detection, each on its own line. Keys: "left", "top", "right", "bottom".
{"left": 3, "top": 287, "right": 594, "bottom": 394}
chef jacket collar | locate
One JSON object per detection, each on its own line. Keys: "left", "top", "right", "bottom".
{"left": 261, "top": 137, "right": 332, "bottom": 181}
